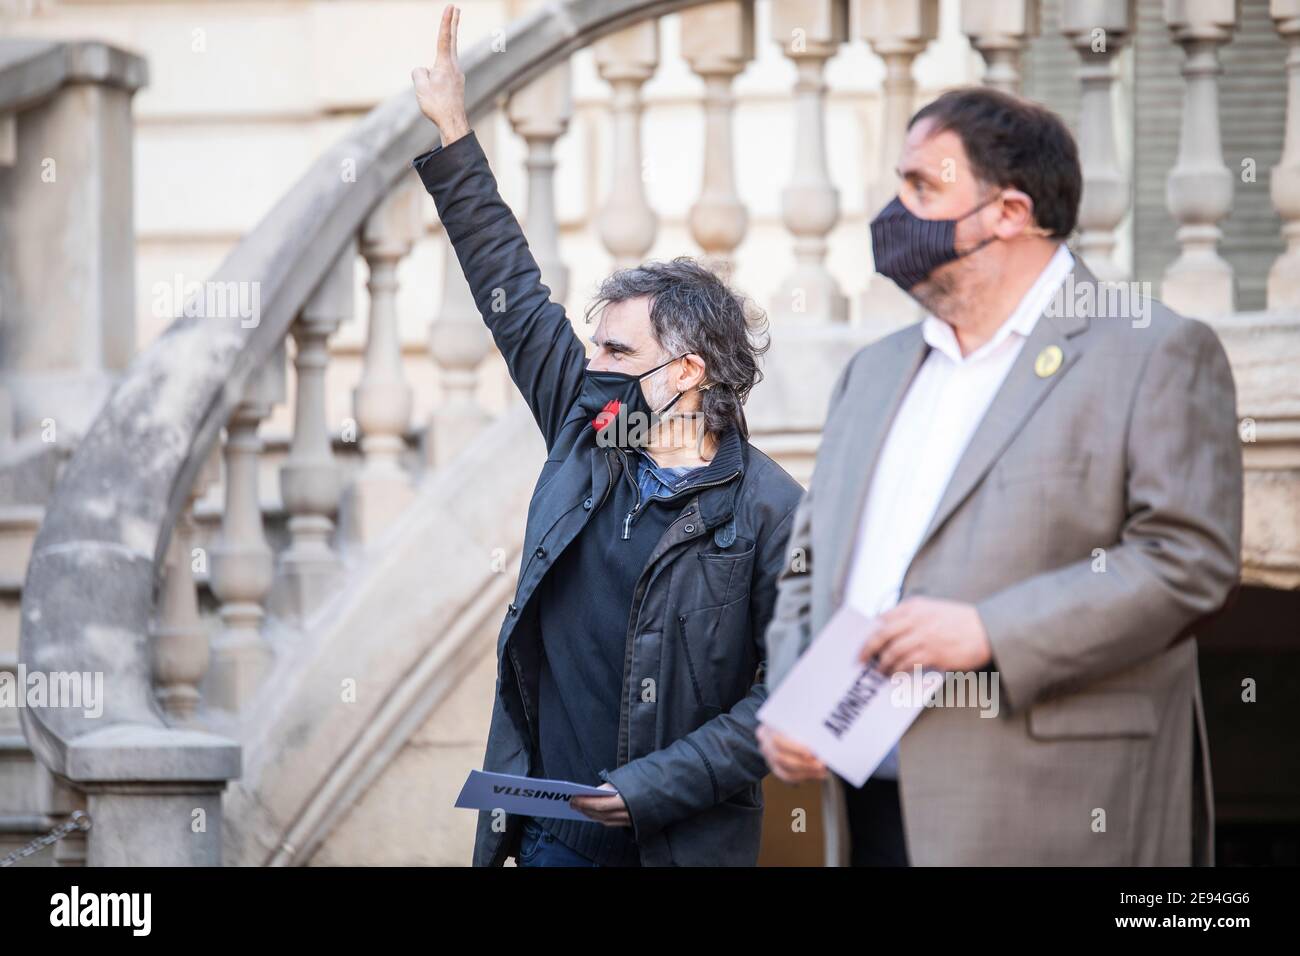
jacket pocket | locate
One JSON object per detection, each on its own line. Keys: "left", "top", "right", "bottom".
{"left": 1026, "top": 690, "right": 1158, "bottom": 740}
{"left": 676, "top": 594, "right": 751, "bottom": 711}
{"left": 694, "top": 541, "right": 756, "bottom": 609}
{"left": 662, "top": 799, "right": 764, "bottom": 866}
{"left": 725, "top": 781, "right": 764, "bottom": 810}
{"left": 675, "top": 608, "right": 714, "bottom": 711}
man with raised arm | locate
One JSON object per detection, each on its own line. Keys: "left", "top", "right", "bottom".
{"left": 410, "top": 5, "right": 803, "bottom": 867}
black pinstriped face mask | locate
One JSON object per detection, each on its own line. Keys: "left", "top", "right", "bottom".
{"left": 869, "top": 193, "right": 999, "bottom": 291}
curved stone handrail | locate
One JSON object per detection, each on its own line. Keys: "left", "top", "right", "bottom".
{"left": 17, "top": 0, "right": 706, "bottom": 789}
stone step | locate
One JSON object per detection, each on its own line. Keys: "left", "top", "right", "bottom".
{"left": 0, "top": 505, "right": 42, "bottom": 660}
{"left": 0, "top": 503, "right": 42, "bottom": 582}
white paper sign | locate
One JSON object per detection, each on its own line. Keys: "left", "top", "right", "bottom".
{"left": 757, "top": 605, "right": 943, "bottom": 787}
{"left": 454, "top": 769, "right": 612, "bottom": 822}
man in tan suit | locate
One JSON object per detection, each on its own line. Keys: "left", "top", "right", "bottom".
{"left": 758, "top": 87, "right": 1242, "bottom": 866}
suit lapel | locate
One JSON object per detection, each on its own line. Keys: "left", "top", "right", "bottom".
{"left": 908, "top": 258, "right": 1097, "bottom": 560}
{"left": 827, "top": 326, "right": 929, "bottom": 606}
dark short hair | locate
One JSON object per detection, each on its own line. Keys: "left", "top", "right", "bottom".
{"left": 908, "top": 87, "right": 1081, "bottom": 239}
{"left": 584, "top": 257, "right": 769, "bottom": 441}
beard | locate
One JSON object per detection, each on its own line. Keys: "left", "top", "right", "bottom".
{"left": 644, "top": 373, "right": 676, "bottom": 416}
{"left": 909, "top": 254, "right": 977, "bottom": 319}
{"left": 910, "top": 270, "right": 957, "bottom": 316}
{"left": 908, "top": 232, "right": 1000, "bottom": 318}
{"left": 642, "top": 374, "right": 706, "bottom": 449}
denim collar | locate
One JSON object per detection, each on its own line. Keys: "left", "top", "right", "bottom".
{"left": 633, "top": 424, "right": 744, "bottom": 495}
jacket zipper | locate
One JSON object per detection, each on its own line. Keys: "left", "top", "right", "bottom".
{"left": 622, "top": 487, "right": 643, "bottom": 540}
{"left": 615, "top": 446, "right": 642, "bottom": 540}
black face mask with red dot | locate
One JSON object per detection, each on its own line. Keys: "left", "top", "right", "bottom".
{"left": 576, "top": 354, "right": 687, "bottom": 446}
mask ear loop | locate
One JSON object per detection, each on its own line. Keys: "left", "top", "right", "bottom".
{"left": 637, "top": 352, "right": 690, "bottom": 381}
{"left": 950, "top": 190, "right": 1001, "bottom": 261}
{"left": 955, "top": 191, "right": 1054, "bottom": 259}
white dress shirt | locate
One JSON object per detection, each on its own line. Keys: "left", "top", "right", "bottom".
{"left": 845, "top": 243, "right": 1075, "bottom": 780}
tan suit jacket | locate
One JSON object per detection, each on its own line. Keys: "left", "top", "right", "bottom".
{"left": 764, "top": 259, "right": 1243, "bottom": 865}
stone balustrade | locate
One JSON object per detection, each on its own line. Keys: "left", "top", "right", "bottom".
{"left": 136, "top": 0, "right": 1300, "bottom": 750}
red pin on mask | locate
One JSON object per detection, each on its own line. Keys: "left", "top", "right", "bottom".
{"left": 591, "top": 399, "right": 620, "bottom": 431}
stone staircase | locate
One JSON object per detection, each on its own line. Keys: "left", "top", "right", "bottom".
{"left": 0, "top": 415, "right": 72, "bottom": 862}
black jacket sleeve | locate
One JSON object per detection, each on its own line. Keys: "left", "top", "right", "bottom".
{"left": 412, "top": 130, "right": 587, "bottom": 451}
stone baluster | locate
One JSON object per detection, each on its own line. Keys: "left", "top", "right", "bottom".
{"left": 426, "top": 229, "right": 492, "bottom": 467}
{"left": 770, "top": 0, "right": 849, "bottom": 323}
{"left": 961, "top": 0, "right": 1040, "bottom": 95}
{"left": 152, "top": 446, "right": 220, "bottom": 722}
{"left": 1063, "top": 0, "right": 1136, "bottom": 281}
{"left": 857, "top": 0, "right": 936, "bottom": 334}
{"left": 0, "top": 113, "right": 14, "bottom": 167}
{"left": 681, "top": 1, "right": 755, "bottom": 277}
{"left": 507, "top": 62, "right": 574, "bottom": 303}
{"left": 207, "top": 341, "right": 285, "bottom": 710}
{"left": 273, "top": 242, "right": 353, "bottom": 621}
{"left": 0, "top": 384, "right": 12, "bottom": 447}
{"left": 857, "top": 0, "right": 937, "bottom": 215}
{"left": 1162, "top": 0, "right": 1238, "bottom": 319}
{"left": 594, "top": 22, "right": 661, "bottom": 269}
{"left": 1270, "top": 0, "right": 1300, "bottom": 309}
{"left": 345, "top": 184, "right": 421, "bottom": 544}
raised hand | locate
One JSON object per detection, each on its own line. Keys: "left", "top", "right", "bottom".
{"left": 411, "top": 5, "right": 470, "bottom": 146}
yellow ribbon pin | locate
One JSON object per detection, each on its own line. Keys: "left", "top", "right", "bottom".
{"left": 1034, "top": 345, "right": 1063, "bottom": 378}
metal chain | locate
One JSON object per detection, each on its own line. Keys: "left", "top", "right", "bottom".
{"left": 0, "top": 811, "right": 92, "bottom": 867}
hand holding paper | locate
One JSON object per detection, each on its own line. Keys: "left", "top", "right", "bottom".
{"left": 569, "top": 782, "right": 630, "bottom": 827}
{"left": 858, "top": 595, "right": 993, "bottom": 672}
{"left": 455, "top": 770, "right": 614, "bottom": 822}
{"left": 756, "top": 723, "right": 827, "bottom": 784}
{"left": 757, "top": 605, "right": 943, "bottom": 788}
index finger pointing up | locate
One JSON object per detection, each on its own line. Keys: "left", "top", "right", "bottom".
{"left": 450, "top": 6, "right": 460, "bottom": 66}
{"left": 436, "top": 4, "right": 454, "bottom": 63}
